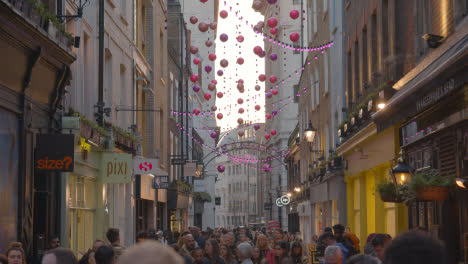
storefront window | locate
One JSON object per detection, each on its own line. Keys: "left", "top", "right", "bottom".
{"left": 0, "top": 109, "right": 19, "bottom": 253}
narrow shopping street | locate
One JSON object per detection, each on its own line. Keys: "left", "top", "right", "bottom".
{"left": 1, "top": 0, "right": 468, "bottom": 263}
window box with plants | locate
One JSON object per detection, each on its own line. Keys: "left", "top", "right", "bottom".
{"left": 376, "top": 179, "right": 404, "bottom": 203}
{"left": 404, "top": 169, "right": 454, "bottom": 203}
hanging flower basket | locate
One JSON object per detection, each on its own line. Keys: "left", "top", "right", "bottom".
{"left": 379, "top": 192, "right": 403, "bottom": 203}
{"left": 415, "top": 186, "right": 449, "bottom": 201}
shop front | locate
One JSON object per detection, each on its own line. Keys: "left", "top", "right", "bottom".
{"left": 168, "top": 184, "right": 192, "bottom": 232}
{"left": 135, "top": 174, "right": 156, "bottom": 235}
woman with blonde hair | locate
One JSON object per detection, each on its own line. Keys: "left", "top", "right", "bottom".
{"left": 6, "top": 242, "right": 26, "bottom": 264}
{"left": 256, "top": 234, "right": 275, "bottom": 264}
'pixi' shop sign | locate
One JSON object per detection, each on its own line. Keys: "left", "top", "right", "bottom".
{"left": 101, "top": 153, "right": 133, "bottom": 183}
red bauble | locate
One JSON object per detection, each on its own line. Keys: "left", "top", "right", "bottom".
{"left": 211, "top": 106, "right": 217, "bottom": 111}
{"left": 189, "top": 16, "right": 198, "bottom": 24}
{"left": 205, "top": 40, "right": 213, "bottom": 47}
{"left": 211, "top": 80, "right": 217, "bottom": 85}
{"left": 253, "top": 0, "right": 263, "bottom": 11}
{"left": 217, "top": 92, "right": 223, "bottom": 98}
{"left": 220, "top": 59, "right": 229, "bottom": 68}
{"left": 272, "top": 89, "right": 278, "bottom": 95}
{"left": 266, "top": 113, "right": 272, "bottom": 119}
{"left": 208, "top": 53, "right": 217, "bottom": 61}
{"left": 238, "top": 108, "right": 244, "bottom": 114}
{"left": 271, "top": 130, "right": 277, "bottom": 136}
{"left": 290, "top": 32, "right": 300, "bottom": 42}
{"left": 255, "top": 85, "right": 261, "bottom": 91}
{"left": 239, "top": 88, "right": 245, "bottom": 93}
{"left": 237, "top": 57, "right": 244, "bottom": 64}
{"left": 190, "top": 46, "right": 198, "bottom": 54}
{"left": 253, "top": 46, "right": 263, "bottom": 55}
{"left": 217, "top": 165, "right": 225, "bottom": 172}
{"left": 238, "top": 79, "right": 244, "bottom": 83}
{"left": 237, "top": 98, "right": 244, "bottom": 104}
{"left": 289, "top": 10, "right": 300, "bottom": 19}
{"left": 269, "top": 75, "right": 278, "bottom": 83}
{"left": 193, "top": 108, "right": 200, "bottom": 115}
{"left": 237, "top": 118, "right": 244, "bottom": 124}
{"left": 259, "top": 74, "right": 266, "bottom": 82}
{"left": 267, "top": 17, "right": 278, "bottom": 28}
{"left": 198, "top": 22, "right": 209, "bottom": 32}
{"left": 220, "top": 10, "right": 228, "bottom": 19}
{"left": 237, "top": 83, "right": 244, "bottom": 90}
{"left": 204, "top": 93, "right": 212, "bottom": 100}
{"left": 217, "top": 113, "right": 223, "bottom": 119}
{"left": 190, "top": 74, "right": 199, "bottom": 83}
{"left": 200, "top": 0, "right": 208, "bottom": 3}
{"left": 208, "top": 83, "right": 216, "bottom": 91}
{"left": 270, "top": 28, "right": 278, "bottom": 35}
{"left": 264, "top": 134, "right": 271, "bottom": 140}
{"left": 193, "top": 58, "right": 200, "bottom": 65}
{"left": 209, "top": 22, "right": 217, "bottom": 30}
{"left": 255, "top": 105, "right": 261, "bottom": 111}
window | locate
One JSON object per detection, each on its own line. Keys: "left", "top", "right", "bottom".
{"left": 120, "top": 65, "right": 127, "bottom": 127}
{"left": 315, "top": 67, "right": 320, "bottom": 105}
{"left": 354, "top": 41, "right": 359, "bottom": 104}
{"left": 159, "top": 31, "right": 164, "bottom": 80}
{"left": 382, "top": 0, "right": 389, "bottom": 58}
{"left": 311, "top": 73, "right": 315, "bottom": 109}
{"left": 313, "top": 0, "right": 317, "bottom": 33}
{"left": 371, "top": 14, "right": 378, "bottom": 74}
{"left": 308, "top": 6, "right": 313, "bottom": 42}
{"left": 346, "top": 51, "right": 353, "bottom": 109}
{"left": 324, "top": 52, "right": 329, "bottom": 94}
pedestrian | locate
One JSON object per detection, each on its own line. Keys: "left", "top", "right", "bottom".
{"left": 272, "top": 230, "right": 283, "bottom": 243}
{"left": 106, "top": 228, "right": 125, "bottom": 259}
{"left": 255, "top": 234, "right": 275, "bottom": 264}
{"left": 321, "top": 232, "right": 349, "bottom": 263}
{"left": 384, "top": 231, "right": 445, "bottom": 264}
{"left": 252, "top": 247, "right": 263, "bottom": 264}
{"left": 93, "top": 240, "right": 106, "bottom": 251}
{"left": 117, "top": 241, "right": 184, "bottom": 264}
{"left": 42, "top": 248, "right": 78, "bottom": 264}
{"left": 48, "top": 236, "right": 60, "bottom": 250}
{"left": 273, "top": 241, "right": 290, "bottom": 264}
{"left": 0, "top": 254, "right": 7, "bottom": 264}
{"left": 370, "top": 234, "right": 391, "bottom": 262}
{"left": 5, "top": 242, "right": 26, "bottom": 264}
{"left": 236, "top": 243, "right": 254, "bottom": 264}
{"left": 324, "top": 227, "right": 332, "bottom": 234}
{"left": 312, "top": 235, "right": 318, "bottom": 243}
{"left": 322, "top": 245, "right": 342, "bottom": 264}
{"left": 344, "top": 227, "right": 360, "bottom": 253}
{"left": 78, "top": 249, "right": 96, "bottom": 264}
{"left": 157, "top": 231, "right": 168, "bottom": 245}
{"left": 363, "top": 234, "right": 376, "bottom": 256}
{"left": 94, "top": 246, "right": 115, "bottom": 264}
{"left": 192, "top": 248, "right": 209, "bottom": 264}
{"left": 345, "top": 254, "right": 381, "bottom": 264}
{"left": 192, "top": 227, "right": 206, "bottom": 249}
{"left": 290, "top": 241, "right": 307, "bottom": 264}
{"left": 220, "top": 244, "right": 236, "bottom": 264}
{"left": 332, "top": 225, "right": 357, "bottom": 257}
{"left": 180, "top": 234, "right": 197, "bottom": 256}
{"left": 205, "top": 239, "right": 225, "bottom": 264}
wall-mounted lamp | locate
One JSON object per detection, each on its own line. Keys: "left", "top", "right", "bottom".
{"left": 456, "top": 178, "right": 468, "bottom": 189}
{"left": 294, "top": 187, "right": 301, "bottom": 192}
{"left": 391, "top": 161, "right": 414, "bottom": 185}
{"left": 304, "top": 120, "right": 317, "bottom": 143}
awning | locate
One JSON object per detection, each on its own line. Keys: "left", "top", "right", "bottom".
{"left": 373, "top": 29, "right": 468, "bottom": 132}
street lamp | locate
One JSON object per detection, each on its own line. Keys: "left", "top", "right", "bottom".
{"left": 456, "top": 178, "right": 468, "bottom": 189}
{"left": 304, "top": 120, "right": 317, "bottom": 143}
{"left": 391, "top": 159, "right": 414, "bottom": 185}
{"left": 286, "top": 192, "right": 292, "bottom": 197}
{"left": 294, "top": 187, "right": 301, "bottom": 192}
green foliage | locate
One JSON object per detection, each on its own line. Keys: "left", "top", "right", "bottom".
{"left": 193, "top": 192, "right": 212, "bottom": 203}
{"left": 175, "top": 180, "right": 194, "bottom": 191}
{"left": 78, "top": 113, "right": 110, "bottom": 137}
{"left": 401, "top": 169, "right": 455, "bottom": 204}
{"left": 112, "top": 126, "right": 140, "bottom": 144}
{"left": 376, "top": 179, "right": 397, "bottom": 195}
{"left": 26, "top": 0, "right": 74, "bottom": 42}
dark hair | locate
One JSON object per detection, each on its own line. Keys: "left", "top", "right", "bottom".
{"left": 79, "top": 249, "right": 95, "bottom": 264}
{"left": 321, "top": 232, "right": 336, "bottom": 241}
{"left": 6, "top": 242, "right": 25, "bottom": 264}
{"left": 192, "top": 247, "right": 204, "bottom": 257}
{"left": 275, "top": 241, "right": 289, "bottom": 256}
{"left": 206, "top": 239, "right": 221, "bottom": 263}
{"left": 384, "top": 231, "right": 445, "bottom": 264}
{"left": 45, "top": 248, "right": 78, "bottom": 264}
{"left": 95, "top": 245, "right": 115, "bottom": 264}
{"left": 220, "top": 243, "right": 234, "bottom": 263}
{"left": 290, "top": 241, "right": 303, "bottom": 259}
{"left": 333, "top": 224, "right": 345, "bottom": 234}
{"left": 346, "top": 254, "right": 381, "bottom": 264}
{"left": 371, "top": 233, "right": 392, "bottom": 247}
{"left": 0, "top": 254, "right": 7, "bottom": 264}
{"left": 106, "top": 228, "right": 120, "bottom": 244}
{"left": 49, "top": 235, "right": 60, "bottom": 241}
{"left": 324, "top": 227, "right": 333, "bottom": 233}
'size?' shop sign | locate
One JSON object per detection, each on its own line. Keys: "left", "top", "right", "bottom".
{"left": 101, "top": 153, "right": 133, "bottom": 183}
{"left": 35, "top": 134, "right": 75, "bottom": 172}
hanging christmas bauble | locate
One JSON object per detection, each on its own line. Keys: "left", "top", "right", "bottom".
{"left": 210, "top": 132, "right": 217, "bottom": 139}
{"left": 290, "top": 32, "right": 300, "bottom": 42}
{"left": 217, "top": 165, "right": 225, "bottom": 172}
{"left": 237, "top": 98, "right": 244, "bottom": 104}
{"left": 267, "top": 0, "right": 277, "bottom": 4}
{"left": 211, "top": 105, "right": 217, "bottom": 111}
{"left": 239, "top": 88, "right": 245, "bottom": 93}
{"left": 270, "top": 53, "right": 278, "bottom": 61}
{"left": 253, "top": 0, "right": 263, "bottom": 11}
{"left": 267, "top": 17, "right": 278, "bottom": 28}
{"left": 220, "top": 59, "right": 229, "bottom": 68}
{"left": 263, "top": 163, "right": 271, "bottom": 172}
{"left": 208, "top": 83, "right": 216, "bottom": 91}
{"left": 254, "top": 124, "right": 260, "bottom": 130}
{"left": 270, "top": 27, "right": 278, "bottom": 35}
{"left": 209, "top": 22, "right": 217, "bottom": 30}
{"left": 266, "top": 92, "right": 273, "bottom": 98}
{"left": 190, "top": 74, "right": 199, "bottom": 82}
{"left": 271, "top": 130, "right": 277, "bottom": 136}
{"left": 253, "top": 46, "right": 263, "bottom": 55}
{"left": 238, "top": 131, "right": 245, "bottom": 137}
{"left": 204, "top": 93, "right": 211, "bottom": 100}
{"left": 272, "top": 89, "right": 278, "bottom": 95}
{"left": 238, "top": 79, "right": 244, "bottom": 83}
{"left": 220, "top": 33, "right": 228, "bottom": 42}
{"left": 193, "top": 58, "right": 200, "bottom": 65}
{"left": 190, "top": 46, "right": 198, "bottom": 54}
{"left": 237, "top": 118, "right": 244, "bottom": 124}
{"left": 220, "top": 10, "right": 228, "bottom": 18}
{"left": 266, "top": 113, "right": 272, "bottom": 119}
{"left": 217, "top": 113, "right": 223, "bottom": 119}
{"left": 290, "top": 10, "right": 300, "bottom": 19}
{"left": 193, "top": 108, "right": 200, "bottom": 115}
{"left": 269, "top": 75, "right": 278, "bottom": 83}
{"left": 238, "top": 108, "right": 244, "bottom": 114}
{"left": 255, "top": 105, "right": 261, "bottom": 111}
{"left": 198, "top": 22, "right": 209, "bottom": 32}
{"left": 272, "top": 110, "right": 278, "bottom": 116}
{"left": 217, "top": 92, "right": 223, "bottom": 98}
{"left": 217, "top": 70, "right": 224, "bottom": 76}
{"left": 190, "top": 16, "right": 198, "bottom": 24}
{"left": 237, "top": 83, "right": 244, "bottom": 90}
{"left": 255, "top": 85, "right": 261, "bottom": 91}
{"left": 200, "top": 0, "right": 208, "bottom": 3}
{"left": 193, "top": 85, "right": 200, "bottom": 92}
{"left": 237, "top": 57, "right": 244, "bottom": 64}
{"left": 259, "top": 51, "right": 266, "bottom": 58}
{"left": 205, "top": 65, "right": 212, "bottom": 73}
{"left": 205, "top": 40, "right": 213, "bottom": 47}
{"left": 264, "top": 134, "right": 271, "bottom": 140}
{"left": 258, "top": 74, "right": 266, "bottom": 82}
{"left": 211, "top": 80, "right": 217, "bottom": 85}
{"left": 236, "top": 35, "right": 244, "bottom": 43}
{"left": 209, "top": 53, "right": 217, "bottom": 61}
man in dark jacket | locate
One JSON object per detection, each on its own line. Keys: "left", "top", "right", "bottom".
{"left": 333, "top": 224, "right": 357, "bottom": 257}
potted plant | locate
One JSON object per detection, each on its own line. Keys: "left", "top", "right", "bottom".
{"left": 405, "top": 169, "right": 454, "bottom": 202}
{"left": 376, "top": 179, "right": 403, "bottom": 203}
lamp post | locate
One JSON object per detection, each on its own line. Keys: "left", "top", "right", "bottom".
{"left": 390, "top": 156, "right": 414, "bottom": 187}
{"left": 305, "top": 120, "right": 317, "bottom": 143}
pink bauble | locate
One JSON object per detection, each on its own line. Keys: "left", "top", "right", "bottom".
{"left": 189, "top": 16, "right": 198, "bottom": 24}
{"left": 190, "top": 74, "right": 199, "bottom": 83}
{"left": 264, "top": 134, "right": 271, "bottom": 140}
{"left": 237, "top": 57, "right": 244, "bottom": 64}
{"left": 200, "top": 0, "right": 208, "bottom": 3}
{"left": 209, "top": 22, "right": 217, "bottom": 30}
{"left": 236, "top": 35, "right": 244, "bottom": 43}
{"left": 238, "top": 79, "right": 244, "bottom": 84}
{"left": 237, "top": 83, "right": 244, "bottom": 90}
{"left": 270, "top": 53, "right": 278, "bottom": 61}
{"left": 259, "top": 51, "right": 266, "bottom": 58}
{"left": 272, "top": 110, "right": 278, "bottom": 116}
{"left": 190, "top": 46, "right": 198, "bottom": 54}
{"left": 269, "top": 75, "right": 278, "bottom": 83}
{"left": 266, "top": 113, "right": 272, "bottom": 119}
{"left": 193, "top": 58, "right": 200, "bottom": 65}
{"left": 209, "top": 53, "right": 217, "bottom": 61}
{"left": 266, "top": 92, "right": 273, "bottom": 98}
{"left": 217, "top": 92, "right": 223, "bottom": 98}
{"left": 193, "top": 108, "right": 200, "bottom": 115}
{"left": 205, "top": 40, "right": 213, "bottom": 47}
{"left": 267, "top": 17, "right": 278, "bottom": 28}
{"left": 220, "top": 59, "right": 229, "bottom": 68}
{"left": 271, "top": 130, "right": 277, "bottom": 136}
{"left": 254, "top": 124, "right": 260, "bottom": 130}
{"left": 259, "top": 74, "right": 266, "bottom": 82}
{"left": 210, "top": 132, "right": 217, "bottom": 138}
{"left": 237, "top": 98, "right": 244, "bottom": 104}
{"left": 239, "top": 88, "right": 245, "bottom": 93}
{"left": 263, "top": 163, "right": 271, "bottom": 172}
{"left": 220, "top": 10, "right": 228, "bottom": 19}
{"left": 253, "top": 46, "right": 263, "bottom": 55}
{"left": 193, "top": 85, "right": 200, "bottom": 92}
{"left": 290, "top": 10, "right": 300, "bottom": 19}
{"left": 211, "top": 80, "right": 217, "bottom": 85}
{"left": 220, "top": 33, "right": 228, "bottom": 42}
{"left": 272, "top": 89, "right": 278, "bottom": 95}
{"left": 270, "top": 27, "right": 278, "bottom": 35}
{"left": 238, "top": 108, "right": 244, "bottom": 114}
{"left": 204, "top": 93, "right": 212, "bottom": 100}
{"left": 290, "top": 32, "right": 300, "bottom": 42}
{"left": 253, "top": 0, "right": 263, "bottom": 11}
{"left": 217, "top": 113, "right": 223, "bottom": 119}
{"left": 217, "top": 70, "right": 224, "bottom": 76}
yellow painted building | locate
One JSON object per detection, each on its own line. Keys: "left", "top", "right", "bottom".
{"left": 337, "top": 123, "right": 407, "bottom": 251}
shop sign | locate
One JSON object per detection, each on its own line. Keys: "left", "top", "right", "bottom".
{"left": 184, "top": 161, "right": 197, "bottom": 177}
{"left": 267, "top": 221, "right": 280, "bottom": 230}
{"left": 101, "top": 153, "right": 133, "bottom": 183}
{"left": 275, "top": 195, "right": 291, "bottom": 207}
{"left": 35, "top": 134, "right": 75, "bottom": 172}
{"left": 153, "top": 176, "right": 169, "bottom": 189}
{"left": 307, "top": 243, "right": 320, "bottom": 264}
{"left": 139, "top": 174, "right": 155, "bottom": 200}
{"left": 416, "top": 78, "right": 455, "bottom": 112}
{"left": 133, "top": 158, "right": 159, "bottom": 174}
{"left": 171, "top": 158, "right": 186, "bottom": 165}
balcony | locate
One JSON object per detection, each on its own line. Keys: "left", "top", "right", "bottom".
{"left": 2, "top": 0, "right": 74, "bottom": 50}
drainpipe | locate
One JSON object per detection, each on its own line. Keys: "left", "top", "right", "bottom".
{"left": 301, "top": 0, "right": 304, "bottom": 64}
{"left": 97, "top": 0, "right": 105, "bottom": 126}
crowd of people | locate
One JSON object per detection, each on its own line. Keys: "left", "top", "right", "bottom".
{"left": 0, "top": 224, "right": 447, "bottom": 264}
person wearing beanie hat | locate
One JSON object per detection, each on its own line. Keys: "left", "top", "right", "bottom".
{"left": 157, "top": 230, "right": 168, "bottom": 245}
